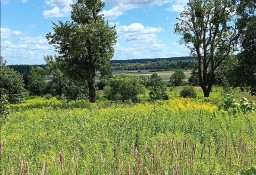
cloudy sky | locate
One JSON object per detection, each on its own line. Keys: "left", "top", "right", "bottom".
{"left": 1, "top": 0, "right": 190, "bottom": 65}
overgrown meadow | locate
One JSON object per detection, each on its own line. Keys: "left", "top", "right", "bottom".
{"left": 1, "top": 96, "right": 256, "bottom": 174}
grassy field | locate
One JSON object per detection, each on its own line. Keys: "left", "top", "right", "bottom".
{"left": 1, "top": 95, "right": 256, "bottom": 174}
{"left": 112, "top": 70, "right": 192, "bottom": 82}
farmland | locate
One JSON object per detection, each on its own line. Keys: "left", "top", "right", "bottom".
{"left": 1, "top": 95, "right": 256, "bottom": 174}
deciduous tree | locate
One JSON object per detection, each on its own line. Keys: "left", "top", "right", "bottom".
{"left": 175, "top": 0, "right": 237, "bottom": 97}
{"left": 47, "top": 0, "right": 116, "bottom": 103}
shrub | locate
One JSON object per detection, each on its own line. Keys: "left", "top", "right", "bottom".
{"left": 104, "top": 75, "right": 146, "bottom": 102}
{"left": 180, "top": 87, "right": 197, "bottom": 98}
{"left": 170, "top": 70, "right": 186, "bottom": 86}
{"left": 0, "top": 67, "right": 26, "bottom": 103}
{"left": 148, "top": 73, "right": 169, "bottom": 101}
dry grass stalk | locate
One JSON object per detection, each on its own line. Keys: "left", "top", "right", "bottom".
{"left": 59, "top": 148, "right": 65, "bottom": 171}
{"left": 72, "top": 150, "right": 79, "bottom": 175}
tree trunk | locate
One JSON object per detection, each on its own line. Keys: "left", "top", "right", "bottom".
{"left": 203, "top": 88, "right": 210, "bottom": 97}
{"left": 88, "top": 79, "right": 96, "bottom": 103}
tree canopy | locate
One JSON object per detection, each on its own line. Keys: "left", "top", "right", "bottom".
{"left": 175, "top": 0, "right": 237, "bottom": 97}
{"left": 47, "top": 0, "right": 116, "bottom": 103}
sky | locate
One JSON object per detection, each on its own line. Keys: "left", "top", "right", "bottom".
{"left": 1, "top": 0, "right": 190, "bottom": 65}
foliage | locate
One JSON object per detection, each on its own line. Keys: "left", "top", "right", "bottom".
{"left": 148, "top": 73, "right": 168, "bottom": 101}
{"left": 0, "top": 89, "right": 9, "bottom": 124}
{"left": 170, "top": 70, "right": 186, "bottom": 86}
{"left": 229, "top": 1, "right": 256, "bottom": 95}
{"left": 45, "top": 56, "right": 65, "bottom": 97}
{"left": 28, "top": 66, "right": 47, "bottom": 96}
{"left": 1, "top": 98, "right": 256, "bottom": 174}
{"left": 104, "top": 75, "right": 146, "bottom": 102}
{"left": 180, "top": 86, "right": 197, "bottom": 98}
{"left": 175, "top": 0, "right": 237, "bottom": 97}
{"left": 46, "top": 0, "right": 116, "bottom": 103}
{"left": 63, "top": 80, "right": 88, "bottom": 101}
{"left": 0, "top": 67, "right": 26, "bottom": 104}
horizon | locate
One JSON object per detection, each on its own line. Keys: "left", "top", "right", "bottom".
{"left": 1, "top": 0, "right": 190, "bottom": 65}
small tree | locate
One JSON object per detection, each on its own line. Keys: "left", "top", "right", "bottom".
{"left": 28, "top": 67, "right": 47, "bottom": 96}
{"left": 148, "top": 73, "right": 168, "bottom": 101}
{"left": 0, "top": 67, "right": 26, "bottom": 103}
{"left": 47, "top": 0, "right": 116, "bottom": 103}
{"left": 170, "top": 70, "right": 186, "bottom": 86}
{"left": 104, "top": 75, "right": 146, "bottom": 102}
{"left": 175, "top": 0, "right": 237, "bottom": 97}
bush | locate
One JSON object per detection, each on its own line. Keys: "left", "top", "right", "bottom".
{"left": 180, "top": 87, "right": 197, "bottom": 98}
{"left": 0, "top": 67, "right": 26, "bottom": 103}
{"left": 104, "top": 75, "right": 146, "bottom": 102}
{"left": 148, "top": 73, "right": 169, "bottom": 101}
{"left": 170, "top": 70, "right": 186, "bottom": 86}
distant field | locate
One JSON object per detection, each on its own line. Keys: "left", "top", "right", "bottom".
{"left": 113, "top": 69, "right": 192, "bottom": 82}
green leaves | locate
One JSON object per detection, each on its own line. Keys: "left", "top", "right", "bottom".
{"left": 47, "top": 0, "right": 116, "bottom": 102}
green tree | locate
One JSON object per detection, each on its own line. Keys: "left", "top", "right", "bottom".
{"left": 28, "top": 67, "right": 47, "bottom": 96}
{"left": 0, "top": 55, "right": 7, "bottom": 67}
{"left": 175, "top": 0, "right": 237, "bottom": 97}
{"left": 148, "top": 73, "right": 168, "bottom": 101}
{"left": 104, "top": 75, "right": 146, "bottom": 102}
{"left": 170, "top": 70, "right": 186, "bottom": 86}
{"left": 0, "top": 89, "right": 9, "bottom": 123}
{"left": 46, "top": 0, "right": 116, "bottom": 103}
{"left": 0, "top": 67, "right": 26, "bottom": 103}
{"left": 233, "top": 1, "right": 256, "bottom": 95}
{"left": 45, "top": 56, "right": 65, "bottom": 97}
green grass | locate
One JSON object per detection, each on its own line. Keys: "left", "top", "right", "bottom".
{"left": 1, "top": 98, "right": 256, "bottom": 174}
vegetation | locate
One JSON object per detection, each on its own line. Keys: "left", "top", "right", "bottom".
{"left": 175, "top": 0, "right": 237, "bottom": 97}
{"left": 28, "top": 66, "right": 47, "bottom": 96}
{"left": 1, "top": 97, "right": 256, "bottom": 174}
{"left": 180, "top": 86, "right": 197, "bottom": 98}
{"left": 0, "top": 55, "right": 7, "bottom": 66}
{"left": 104, "top": 75, "right": 145, "bottom": 102}
{"left": 148, "top": 73, "right": 169, "bottom": 101}
{"left": 46, "top": 0, "right": 116, "bottom": 103}
{"left": 170, "top": 70, "right": 186, "bottom": 86}
{"left": 0, "top": 67, "right": 26, "bottom": 104}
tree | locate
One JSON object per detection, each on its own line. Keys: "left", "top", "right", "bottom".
{"left": 45, "top": 56, "right": 65, "bottom": 97}
{"left": 170, "top": 70, "right": 186, "bottom": 86}
{"left": 0, "top": 67, "right": 26, "bottom": 104}
{"left": 28, "top": 67, "right": 47, "bottom": 96}
{"left": 148, "top": 73, "right": 168, "bottom": 101}
{"left": 46, "top": 0, "right": 116, "bottom": 103}
{"left": 233, "top": 1, "right": 256, "bottom": 95}
{"left": 104, "top": 75, "right": 146, "bottom": 102}
{"left": 175, "top": 0, "right": 237, "bottom": 97}
{"left": 0, "top": 55, "right": 7, "bottom": 66}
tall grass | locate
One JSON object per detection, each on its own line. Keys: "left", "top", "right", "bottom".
{"left": 1, "top": 99, "right": 255, "bottom": 174}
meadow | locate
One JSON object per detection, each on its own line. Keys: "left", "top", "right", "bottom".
{"left": 1, "top": 94, "right": 256, "bottom": 174}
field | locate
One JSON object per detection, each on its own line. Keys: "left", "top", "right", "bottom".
{"left": 112, "top": 70, "right": 192, "bottom": 82}
{"left": 1, "top": 94, "right": 256, "bottom": 174}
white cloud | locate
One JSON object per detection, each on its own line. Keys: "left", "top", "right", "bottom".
{"left": 1, "top": 28, "right": 23, "bottom": 39}
{"left": 103, "top": 0, "right": 173, "bottom": 19}
{"left": 21, "top": 0, "right": 29, "bottom": 3}
{"left": 1, "top": 27, "right": 54, "bottom": 64}
{"left": 1, "top": 0, "right": 9, "bottom": 5}
{"left": 43, "top": 0, "right": 73, "bottom": 18}
{"left": 113, "top": 23, "right": 173, "bottom": 59}
{"left": 165, "top": 0, "right": 187, "bottom": 13}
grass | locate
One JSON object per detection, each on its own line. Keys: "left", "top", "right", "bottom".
{"left": 1, "top": 97, "right": 256, "bottom": 174}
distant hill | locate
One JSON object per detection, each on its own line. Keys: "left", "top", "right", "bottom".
{"left": 110, "top": 56, "right": 193, "bottom": 64}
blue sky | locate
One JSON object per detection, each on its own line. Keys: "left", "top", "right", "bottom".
{"left": 1, "top": 0, "right": 190, "bottom": 65}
